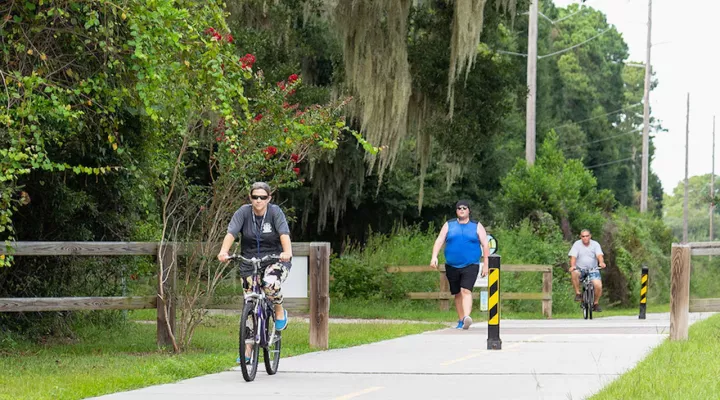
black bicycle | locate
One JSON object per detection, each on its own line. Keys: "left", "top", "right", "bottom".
{"left": 580, "top": 267, "right": 600, "bottom": 320}
{"left": 228, "top": 254, "right": 282, "bottom": 382}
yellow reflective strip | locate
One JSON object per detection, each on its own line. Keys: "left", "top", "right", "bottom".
{"left": 489, "top": 291, "right": 499, "bottom": 307}
{"left": 641, "top": 275, "right": 648, "bottom": 284}
{"left": 489, "top": 314, "right": 499, "bottom": 325}
{"left": 640, "top": 287, "right": 647, "bottom": 296}
{"left": 640, "top": 298, "right": 647, "bottom": 304}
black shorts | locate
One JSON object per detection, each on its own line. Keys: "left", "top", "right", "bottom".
{"left": 445, "top": 264, "right": 480, "bottom": 295}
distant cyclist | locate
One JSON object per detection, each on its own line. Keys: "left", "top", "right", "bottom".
{"left": 217, "top": 182, "right": 292, "bottom": 331}
{"left": 568, "top": 229, "right": 606, "bottom": 312}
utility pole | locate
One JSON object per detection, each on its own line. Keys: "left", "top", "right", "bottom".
{"left": 683, "top": 93, "right": 690, "bottom": 243}
{"left": 640, "top": 0, "right": 653, "bottom": 213}
{"left": 525, "top": 0, "right": 538, "bottom": 165}
{"left": 711, "top": 116, "right": 716, "bottom": 242}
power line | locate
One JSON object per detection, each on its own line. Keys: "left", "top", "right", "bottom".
{"left": 538, "top": 28, "right": 612, "bottom": 59}
{"left": 587, "top": 155, "right": 638, "bottom": 169}
{"left": 493, "top": 28, "right": 613, "bottom": 60}
{"left": 495, "top": 50, "right": 528, "bottom": 57}
{"left": 561, "top": 128, "right": 642, "bottom": 150}
{"left": 552, "top": 103, "right": 643, "bottom": 130}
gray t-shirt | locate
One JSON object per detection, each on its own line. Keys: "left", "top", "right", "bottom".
{"left": 568, "top": 240, "right": 603, "bottom": 270}
{"left": 227, "top": 204, "right": 291, "bottom": 275}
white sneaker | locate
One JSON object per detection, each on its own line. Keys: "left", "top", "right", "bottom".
{"left": 462, "top": 316, "right": 473, "bottom": 330}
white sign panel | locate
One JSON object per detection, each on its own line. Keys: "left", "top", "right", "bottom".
{"left": 283, "top": 256, "right": 308, "bottom": 298}
{"left": 474, "top": 262, "right": 488, "bottom": 287}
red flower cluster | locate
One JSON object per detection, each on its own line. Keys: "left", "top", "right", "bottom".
{"left": 277, "top": 74, "right": 299, "bottom": 96}
{"left": 254, "top": 113, "right": 263, "bottom": 122}
{"left": 290, "top": 153, "right": 300, "bottom": 163}
{"left": 240, "top": 53, "right": 256, "bottom": 69}
{"left": 263, "top": 145, "right": 278, "bottom": 159}
{"left": 214, "top": 118, "right": 226, "bottom": 142}
{"left": 204, "top": 27, "right": 233, "bottom": 44}
{"left": 293, "top": 167, "right": 301, "bottom": 176}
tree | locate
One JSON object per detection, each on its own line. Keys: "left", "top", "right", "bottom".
{"left": 664, "top": 174, "right": 719, "bottom": 242}
{"left": 497, "top": 131, "right": 615, "bottom": 239}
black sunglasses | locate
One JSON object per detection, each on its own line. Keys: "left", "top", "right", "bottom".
{"left": 456, "top": 206, "right": 468, "bottom": 210}
{"left": 251, "top": 195, "right": 269, "bottom": 200}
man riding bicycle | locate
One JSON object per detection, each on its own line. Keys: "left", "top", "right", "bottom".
{"left": 568, "top": 229, "right": 606, "bottom": 312}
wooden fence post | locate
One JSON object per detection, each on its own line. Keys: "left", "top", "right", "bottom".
{"left": 542, "top": 269, "right": 552, "bottom": 319}
{"left": 670, "top": 244, "right": 691, "bottom": 341}
{"left": 157, "top": 243, "right": 177, "bottom": 347}
{"left": 309, "top": 242, "right": 330, "bottom": 349}
{"left": 439, "top": 273, "right": 450, "bottom": 311}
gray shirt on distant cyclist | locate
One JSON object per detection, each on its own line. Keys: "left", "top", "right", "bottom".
{"left": 568, "top": 239, "right": 603, "bottom": 270}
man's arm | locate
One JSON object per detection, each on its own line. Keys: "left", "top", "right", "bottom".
{"left": 476, "top": 223, "right": 490, "bottom": 277}
{"left": 597, "top": 254, "right": 606, "bottom": 269}
{"left": 430, "top": 223, "right": 449, "bottom": 269}
{"left": 569, "top": 256, "right": 577, "bottom": 271}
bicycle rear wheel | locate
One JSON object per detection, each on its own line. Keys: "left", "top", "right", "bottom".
{"left": 239, "top": 301, "right": 259, "bottom": 382}
{"left": 263, "top": 305, "right": 282, "bottom": 375}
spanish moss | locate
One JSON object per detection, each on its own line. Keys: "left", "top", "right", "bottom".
{"left": 332, "top": 0, "right": 413, "bottom": 182}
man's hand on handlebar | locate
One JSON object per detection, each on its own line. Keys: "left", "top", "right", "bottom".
{"left": 279, "top": 252, "right": 292, "bottom": 262}
{"left": 217, "top": 252, "right": 229, "bottom": 263}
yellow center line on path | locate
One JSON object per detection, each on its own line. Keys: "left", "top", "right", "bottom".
{"left": 440, "top": 335, "right": 545, "bottom": 366}
{"left": 334, "top": 386, "right": 385, "bottom": 400}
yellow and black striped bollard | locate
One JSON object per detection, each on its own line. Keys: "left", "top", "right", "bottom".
{"left": 639, "top": 266, "right": 648, "bottom": 319}
{"left": 487, "top": 254, "right": 502, "bottom": 350}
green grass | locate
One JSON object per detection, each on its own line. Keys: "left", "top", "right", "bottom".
{"left": 329, "top": 298, "right": 669, "bottom": 322}
{"left": 0, "top": 312, "right": 442, "bottom": 400}
{"left": 590, "top": 313, "right": 720, "bottom": 400}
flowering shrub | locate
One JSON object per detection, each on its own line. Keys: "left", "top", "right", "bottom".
{"left": 0, "top": 0, "right": 376, "bottom": 268}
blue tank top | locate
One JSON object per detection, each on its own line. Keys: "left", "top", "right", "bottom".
{"left": 444, "top": 219, "right": 481, "bottom": 268}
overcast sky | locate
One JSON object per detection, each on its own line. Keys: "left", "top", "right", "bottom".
{"left": 551, "top": 0, "right": 718, "bottom": 194}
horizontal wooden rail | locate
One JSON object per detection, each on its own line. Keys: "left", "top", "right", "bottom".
{"left": 688, "top": 242, "right": 720, "bottom": 256}
{"left": 0, "top": 296, "right": 157, "bottom": 312}
{"left": 689, "top": 298, "right": 720, "bottom": 312}
{"left": 387, "top": 262, "right": 553, "bottom": 318}
{"left": 386, "top": 264, "right": 552, "bottom": 273}
{"left": 408, "top": 292, "right": 551, "bottom": 300}
{"left": 208, "top": 297, "right": 309, "bottom": 312}
{"left": 0, "top": 241, "right": 326, "bottom": 348}
{"left": 1, "top": 242, "right": 311, "bottom": 257}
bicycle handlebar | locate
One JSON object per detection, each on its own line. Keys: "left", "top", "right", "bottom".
{"left": 227, "top": 254, "right": 280, "bottom": 264}
{"left": 577, "top": 267, "right": 600, "bottom": 273}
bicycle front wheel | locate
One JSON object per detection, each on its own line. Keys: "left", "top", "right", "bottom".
{"left": 264, "top": 305, "right": 282, "bottom": 375}
{"left": 239, "top": 301, "right": 259, "bottom": 382}
{"left": 585, "top": 286, "right": 594, "bottom": 320}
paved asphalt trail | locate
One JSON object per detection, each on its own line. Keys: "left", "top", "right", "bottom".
{"left": 89, "top": 312, "right": 714, "bottom": 400}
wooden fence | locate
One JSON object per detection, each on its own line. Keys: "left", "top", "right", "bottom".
{"left": 670, "top": 241, "right": 720, "bottom": 341}
{"left": 0, "top": 241, "right": 330, "bottom": 349}
{"left": 386, "top": 263, "right": 553, "bottom": 318}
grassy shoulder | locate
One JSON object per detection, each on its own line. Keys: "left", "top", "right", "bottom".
{"left": 590, "top": 313, "right": 720, "bottom": 400}
{"left": 329, "top": 298, "right": 669, "bottom": 322}
{"left": 0, "top": 312, "right": 443, "bottom": 400}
